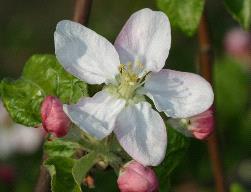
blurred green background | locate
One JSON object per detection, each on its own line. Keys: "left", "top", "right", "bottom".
{"left": 0, "top": 0, "right": 250, "bottom": 191}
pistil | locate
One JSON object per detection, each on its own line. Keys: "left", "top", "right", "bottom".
{"left": 117, "top": 64, "right": 139, "bottom": 99}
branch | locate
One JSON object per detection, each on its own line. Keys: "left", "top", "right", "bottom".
{"left": 73, "top": 0, "right": 93, "bottom": 25}
{"left": 34, "top": 154, "right": 50, "bottom": 192}
{"left": 198, "top": 12, "right": 227, "bottom": 192}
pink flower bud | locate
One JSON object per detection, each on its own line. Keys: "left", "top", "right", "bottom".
{"left": 117, "top": 160, "right": 159, "bottom": 192}
{"left": 40, "top": 96, "right": 70, "bottom": 137}
{"left": 224, "top": 28, "right": 251, "bottom": 58}
{"left": 188, "top": 108, "right": 214, "bottom": 140}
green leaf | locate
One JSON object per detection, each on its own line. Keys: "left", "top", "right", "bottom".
{"left": 44, "top": 157, "right": 81, "bottom": 192}
{"left": 1, "top": 78, "right": 45, "bottom": 127}
{"left": 155, "top": 127, "right": 190, "bottom": 191}
{"left": 0, "top": 54, "right": 89, "bottom": 127}
{"left": 230, "top": 182, "right": 247, "bottom": 192}
{"left": 72, "top": 152, "right": 98, "bottom": 186}
{"left": 157, "top": 0, "right": 205, "bottom": 36}
{"left": 22, "top": 54, "right": 88, "bottom": 104}
{"left": 224, "top": 0, "right": 251, "bottom": 30}
{"left": 44, "top": 139, "right": 82, "bottom": 158}
{"left": 214, "top": 57, "right": 249, "bottom": 125}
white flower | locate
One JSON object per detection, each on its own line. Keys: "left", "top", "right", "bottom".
{"left": 54, "top": 8, "right": 214, "bottom": 166}
{"left": 0, "top": 100, "right": 43, "bottom": 159}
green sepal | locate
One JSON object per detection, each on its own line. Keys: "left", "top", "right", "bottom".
{"left": 72, "top": 152, "right": 99, "bottom": 186}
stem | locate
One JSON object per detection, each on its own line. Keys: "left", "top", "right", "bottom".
{"left": 35, "top": 1, "right": 93, "bottom": 191}
{"left": 34, "top": 154, "right": 50, "bottom": 192}
{"left": 198, "top": 12, "right": 227, "bottom": 192}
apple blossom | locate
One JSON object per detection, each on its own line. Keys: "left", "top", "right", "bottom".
{"left": 169, "top": 108, "right": 214, "bottom": 140}
{"left": 224, "top": 28, "right": 251, "bottom": 58}
{"left": 117, "top": 160, "right": 158, "bottom": 192}
{"left": 40, "top": 96, "right": 71, "bottom": 137}
{"left": 0, "top": 100, "right": 43, "bottom": 158}
{"left": 54, "top": 8, "right": 214, "bottom": 165}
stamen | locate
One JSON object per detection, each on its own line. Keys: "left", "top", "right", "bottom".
{"left": 116, "top": 61, "right": 147, "bottom": 100}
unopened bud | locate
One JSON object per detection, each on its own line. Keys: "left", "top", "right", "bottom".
{"left": 169, "top": 108, "right": 214, "bottom": 140}
{"left": 117, "top": 160, "right": 159, "bottom": 192}
{"left": 97, "top": 160, "right": 109, "bottom": 170}
{"left": 188, "top": 108, "right": 214, "bottom": 140}
{"left": 40, "top": 96, "right": 70, "bottom": 137}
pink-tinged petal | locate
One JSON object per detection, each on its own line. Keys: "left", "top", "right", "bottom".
{"left": 55, "top": 20, "right": 120, "bottom": 84}
{"left": 144, "top": 69, "right": 214, "bottom": 118}
{"left": 189, "top": 108, "right": 214, "bottom": 140}
{"left": 41, "top": 96, "right": 71, "bottom": 137}
{"left": 63, "top": 91, "right": 126, "bottom": 140}
{"left": 114, "top": 8, "right": 171, "bottom": 74}
{"left": 114, "top": 102, "right": 167, "bottom": 166}
{"left": 117, "top": 160, "right": 159, "bottom": 192}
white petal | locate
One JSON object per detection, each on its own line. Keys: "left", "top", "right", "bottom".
{"left": 0, "top": 128, "right": 15, "bottom": 158}
{"left": 114, "top": 102, "right": 167, "bottom": 166}
{"left": 114, "top": 8, "right": 171, "bottom": 74}
{"left": 63, "top": 91, "right": 126, "bottom": 139}
{"left": 144, "top": 69, "right": 214, "bottom": 118}
{"left": 55, "top": 20, "right": 120, "bottom": 84}
{"left": 11, "top": 124, "right": 43, "bottom": 153}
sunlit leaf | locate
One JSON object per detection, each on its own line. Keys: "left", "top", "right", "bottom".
{"left": 44, "top": 139, "right": 82, "bottom": 159}
{"left": 1, "top": 78, "right": 44, "bottom": 127}
{"left": 22, "top": 54, "right": 88, "bottom": 104}
{"left": 157, "top": 0, "right": 205, "bottom": 36}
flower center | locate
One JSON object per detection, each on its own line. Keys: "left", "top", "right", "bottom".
{"left": 117, "top": 63, "right": 144, "bottom": 100}
{"left": 104, "top": 62, "right": 147, "bottom": 103}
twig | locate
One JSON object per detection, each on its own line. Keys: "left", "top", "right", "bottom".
{"left": 73, "top": 0, "right": 93, "bottom": 25}
{"left": 34, "top": 154, "right": 50, "bottom": 192}
{"left": 198, "top": 12, "right": 227, "bottom": 192}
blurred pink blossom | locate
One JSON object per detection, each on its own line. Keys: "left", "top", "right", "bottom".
{"left": 0, "top": 165, "right": 16, "bottom": 184}
{"left": 41, "top": 96, "right": 71, "bottom": 137}
{"left": 117, "top": 160, "right": 159, "bottom": 192}
{"left": 224, "top": 28, "right": 251, "bottom": 59}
